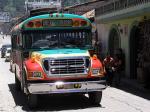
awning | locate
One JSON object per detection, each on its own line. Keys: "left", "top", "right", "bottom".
{"left": 82, "top": 9, "right": 95, "bottom": 18}
{"left": 63, "top": 0, "right": 105, "bottom": 15}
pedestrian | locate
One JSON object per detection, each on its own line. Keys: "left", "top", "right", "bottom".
{"left": 113, "top": 48, "right": 124, "bottom": 86}
{"left": 103, "top": 52, "right": 115, "bottom": 86}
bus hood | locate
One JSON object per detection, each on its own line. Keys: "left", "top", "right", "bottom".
{"left": 31, "top": 48, "right": 90, "bottom": 59}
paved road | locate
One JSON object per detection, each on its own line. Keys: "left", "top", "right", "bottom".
{"left": 0, "top": 37, "right": 150, "bottom": 112}
{"left": 0, "top": 34, "right": 11, "bottom": 47}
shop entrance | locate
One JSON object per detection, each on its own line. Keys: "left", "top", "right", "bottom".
{"left": 130, "top": 26, "right": 140, "bottom": 79}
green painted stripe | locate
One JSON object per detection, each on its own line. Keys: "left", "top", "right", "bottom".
{"left": 37, "top": 48, "right": 87, "bottom": 55}
{"left": 19, "top": 13, "right": 91, "bottom": 29}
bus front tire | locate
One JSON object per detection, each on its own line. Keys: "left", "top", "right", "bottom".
{"left": 10, "top": 62, "right": 13, "bottom": 72}
{"left": 27, "top": 94, "right": 38, "bottom": 108}
{"left": 21, "top": 69, "right": 27, "bottom": 93}
{"left": 88, "top": 91, "right": 102, "bottom": 105}
{"left": 1, "top": 54, "right": 4, "bottom": 58}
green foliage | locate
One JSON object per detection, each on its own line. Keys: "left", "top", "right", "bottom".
{"left": 0, "top": 0, "right": 25, "bottom": 17}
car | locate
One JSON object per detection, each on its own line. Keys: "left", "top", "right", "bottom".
{"left": 1, "top": 44, "right": 11, "bottom": 58}
{"left": 5, "top": 48, "right": 11, "bottom": 62}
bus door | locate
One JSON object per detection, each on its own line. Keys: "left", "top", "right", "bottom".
{"left": 12, "top": 33, "right": 23, "bottom": 79}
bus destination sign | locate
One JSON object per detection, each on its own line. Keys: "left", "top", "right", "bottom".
{"left": 42, "top": 19, "right": 73, "bottom": 27}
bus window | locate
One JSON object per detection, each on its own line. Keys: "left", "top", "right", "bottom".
{"left": 12, "top": 35, "right": 17, "bottom": 49}
{"left": 23, "top": 30, "right": 92, "bottom": 49}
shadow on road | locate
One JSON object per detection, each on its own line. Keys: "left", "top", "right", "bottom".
{"left": 112, "top": 82, "right": 150, "bottom": 101}
{"left": 8, "top": 83, "right": 101, "bottom": 111}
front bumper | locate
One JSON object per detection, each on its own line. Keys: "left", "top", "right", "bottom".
{"left": 27, "top": 80, "right": 106, "bottom": 94}
{"left": 5, "top": 56, "right": 10, "bottom": 61}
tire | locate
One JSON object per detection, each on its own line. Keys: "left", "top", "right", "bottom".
{"left": 15, "top": 71, "right": 21, "bottom": 91}
{"left": 21, "top": 69, "right": 27, "bottom": 93}
{"left": 27, "top": 94, "right": 38, "bottom": 108}
{"left": 10, "top": 63, "right": 12, "bottom": 72}
{"left": 89, "top": 91, "right": 102, "bottom": 105}
{"left": 1, "top": 54, "right": 4, "bottom": 58}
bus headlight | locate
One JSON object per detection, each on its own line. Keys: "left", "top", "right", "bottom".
{"left": 55, "top": 82, "right": 64, "bottom": 89}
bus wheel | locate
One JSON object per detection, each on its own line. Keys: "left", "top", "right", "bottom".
{"left": 10, "top": 61, "right": 13, "bottom": 72}
{"left": 10, "top": 64, "right": 12, "bottom": 72}
{"left": 15, "top": 71, "right": 21, "bottom": 91}
{"left": 21, "top": 69, "right": 27, "bottom": 93}
{"left": 27, "top": 94, "right": 38, "bottom": 108}
{"left": 88, "top": 91, "right": 102, "bottom": 105}
{"left": 1, "top": 54, "right": 4, "bottom": 58}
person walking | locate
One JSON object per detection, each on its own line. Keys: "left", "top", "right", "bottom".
{"left": 103, "top": 53, "right": 115, "bottom": 86}
{"left": 113, "top": 48, "right": 124, "bottom": 86}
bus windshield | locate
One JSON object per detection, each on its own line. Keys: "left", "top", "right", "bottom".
{"left": 23, "top": 30, "right": 92, "bottom": 50}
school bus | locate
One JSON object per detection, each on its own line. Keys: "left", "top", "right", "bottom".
{"left": 10, "top": 9, "right": 106, "bottom": 108}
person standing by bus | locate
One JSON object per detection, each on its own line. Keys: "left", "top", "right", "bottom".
{"left": 103, "top": 53, "right": 115, "bottom": 86}
{"left": 113, "top": 48, "right": 124, "bottom": 86}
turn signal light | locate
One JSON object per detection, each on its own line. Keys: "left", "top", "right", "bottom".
{"left": 35, "top": 21, "right": 42, "bottom": 28}
{"left": 73, "top": 20, "right": 80, "bottom": 26}
{"left": 26, "top": 20, "right": 42, "bottom": 28}
{"left": 35, "top": 54, "right": 41, "bottom": 61}
{"left": 81, "top": 21, "right": 87, "bottom": 26}
{"left": 92, "top": 54, "right": 98, "bottom": 60}
{"left": 74, "top": 84, "right": 82, "bottom": 88}
{"left": 27, "top": 21, "right": 34, "bottom": 27}
{"left": 31, "top": 57, "right": 36, "bottom": 63}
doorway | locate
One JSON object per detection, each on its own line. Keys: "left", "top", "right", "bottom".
{"left": 130, "top": 26, "right": 140, "bottom": 79}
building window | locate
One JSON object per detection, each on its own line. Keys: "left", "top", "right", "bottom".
{"left": 43, "top": 0, "right": 49, "bottom": 2}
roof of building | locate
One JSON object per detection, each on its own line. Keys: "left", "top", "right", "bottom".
{"left": 64, "top": 0, "right": 105, "bottom": 15}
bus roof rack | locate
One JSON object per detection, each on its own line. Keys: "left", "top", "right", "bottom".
{"left": 12, "top": 8, "right": 59, "bottom": 27}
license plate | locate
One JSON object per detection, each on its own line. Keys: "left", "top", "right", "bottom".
{"left": 92, "top": 69, "right": 99, "bottom": 74}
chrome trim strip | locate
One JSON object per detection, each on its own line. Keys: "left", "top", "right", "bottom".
{"left": 27, "top": 80, "right": 106, "bottom": 94}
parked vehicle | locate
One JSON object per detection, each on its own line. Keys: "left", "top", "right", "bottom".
{"left": 1, "top": 44, "right": 11, "bottom": 58}
{"left": 5, "top": 48, "right": 11, "bottom": 62}
{"left": 10, "top": 8, "right": 106, "bottom": 108}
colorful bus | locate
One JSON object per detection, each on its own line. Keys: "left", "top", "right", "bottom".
{"left": 10, "top": 9, "right": 106, "bottom": 108}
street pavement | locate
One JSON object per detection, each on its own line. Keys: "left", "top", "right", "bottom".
{"left": 0, "top": 35, "right": 150, "bottom": 112}
{"left": 0, "top": 34, "right": 11, "bottom": 48}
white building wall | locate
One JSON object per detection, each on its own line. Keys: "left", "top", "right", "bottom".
{"left": 96, "top": 23, "right": 110, "bottom": 59}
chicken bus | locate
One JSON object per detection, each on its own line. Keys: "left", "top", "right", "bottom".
{"left": 10, "top": 9, "right": 106, "bottom": 108}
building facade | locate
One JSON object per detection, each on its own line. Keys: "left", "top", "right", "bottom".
{"left": 25, "top": 0, "right": 61, "bottom": 11}
{"left": 95, "top": 0, "right": 150, "bottom": 81}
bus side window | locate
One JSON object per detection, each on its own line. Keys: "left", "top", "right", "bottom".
{"left": 12, "top": 35, "right": 17, "bottom": 49}
{"left": 18, "top": 33, "right": 23, "bottom": 48}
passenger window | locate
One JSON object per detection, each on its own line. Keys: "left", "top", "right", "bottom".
{"left": 12, "top": 35, "right": 17, "bottom": 49}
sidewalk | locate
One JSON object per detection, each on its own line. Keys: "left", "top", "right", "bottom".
{"left": 121, "top": 77, "right": 150, "bottom": 92}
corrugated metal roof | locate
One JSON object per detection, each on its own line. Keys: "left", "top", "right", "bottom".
{"left": 82, "top": 9, "right": 95, "bottom": 18}
{"left": 64, "top": 0, "right": 105, "bottom": 15}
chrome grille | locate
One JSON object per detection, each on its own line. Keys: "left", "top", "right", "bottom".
{"left": 43, "top": 57, "right": 89, "bottom": 76}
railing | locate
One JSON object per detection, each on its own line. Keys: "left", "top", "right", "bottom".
{"left": 96, "top": 0, "right": 150, "bottom": 16}
{"left": 25, "top": 0, "right": 61, "bottom": 11}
